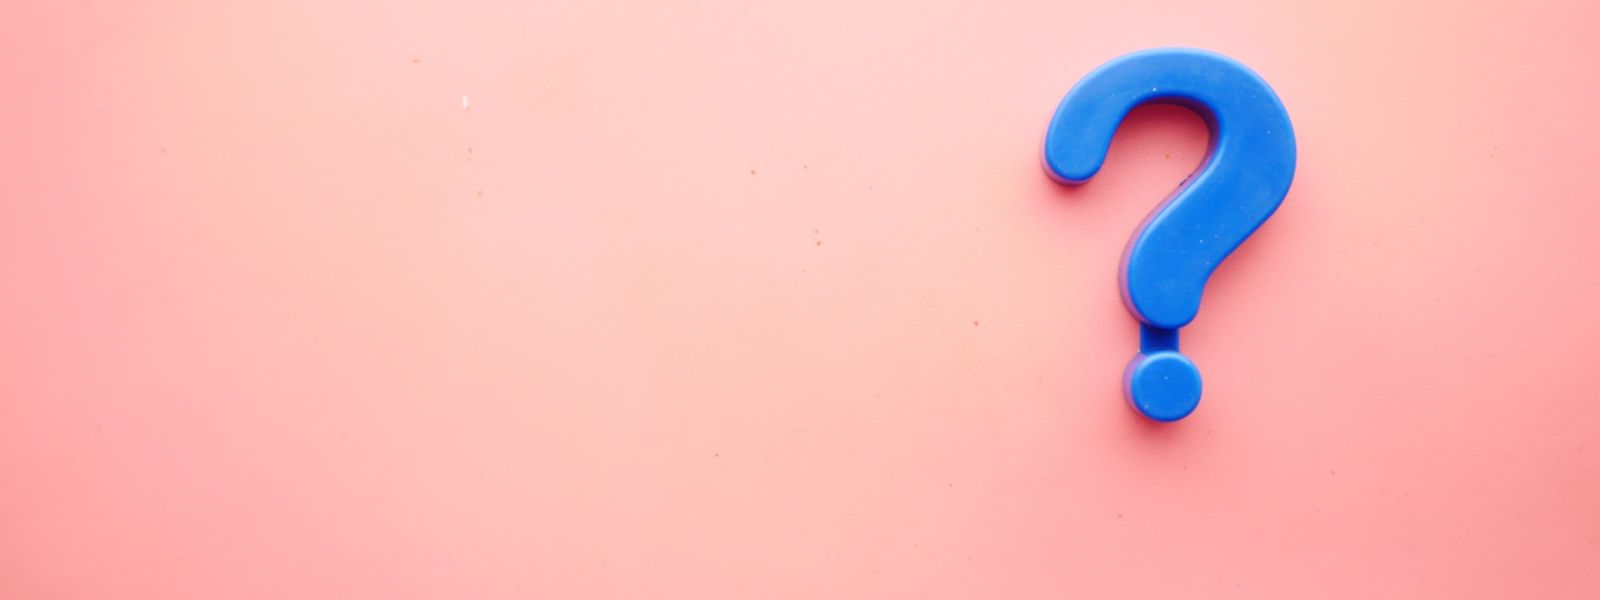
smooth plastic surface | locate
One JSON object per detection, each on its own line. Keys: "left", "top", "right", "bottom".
{"left": 1043, "top": 48, "right": 1296, "bottom": 421}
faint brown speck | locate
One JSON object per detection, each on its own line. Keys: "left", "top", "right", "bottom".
{"left": 750, "top": 169, "right": 757, "bottom": 175}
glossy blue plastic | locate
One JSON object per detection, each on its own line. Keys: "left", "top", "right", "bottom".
{"left": 1042, "top": 48, "right": 1296, "bottom": 422}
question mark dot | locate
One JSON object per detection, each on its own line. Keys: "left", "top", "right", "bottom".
{"left": 1125, "top": 351, "right": 1202, "bottom": 422}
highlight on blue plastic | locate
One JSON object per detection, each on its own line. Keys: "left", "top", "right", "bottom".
{"left": 1042, "top": 48, "right": 1296, "bottom": 422}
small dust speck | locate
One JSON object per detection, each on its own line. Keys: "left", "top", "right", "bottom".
{"left": 475, "top": 190, "right": 483, "bottom": 198}
{"left": 411, "top": 57, "right": 420, "bottom": 65}
{"left": 972, "top": 320, "right": 980, "bottom": 326}
{"left": 1165, "top": 153, "right": 1171, "bottom": 159}
{"left": 815, "top": 240, "right": 822, "bottom": 246}
{"left": 1330, "top": 469, "right": 1336, "bottom": 475}
{"left": 714, "top": 453, "right": 720, "bottom": 458}
{"left": 749, "top": 169, "right": 756, "bottom": 175}
{"left": 1116, "top": 513, "right": 1124, "bottom": 519}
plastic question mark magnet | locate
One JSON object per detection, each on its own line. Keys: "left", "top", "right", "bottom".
{"left": 1043, "top": 48, "right": 1297, "bottom": 422}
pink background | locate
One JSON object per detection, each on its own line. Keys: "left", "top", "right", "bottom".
{"left": 3, "top": 1, "right": 1598, "bottom": 598}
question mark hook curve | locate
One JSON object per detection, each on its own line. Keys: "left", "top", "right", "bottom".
{"left": 1043, "top": 48, "right": 1297, "bottom": 422}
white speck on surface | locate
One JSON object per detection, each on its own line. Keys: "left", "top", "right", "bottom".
{"left": 462, "top": 95, "right": 470, "bottom": 109}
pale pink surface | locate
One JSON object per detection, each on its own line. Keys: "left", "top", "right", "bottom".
{"left": 2, "top": 0, "right": 1598, "bottom": 598}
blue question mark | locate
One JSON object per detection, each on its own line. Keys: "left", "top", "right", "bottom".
{"left": 1043, "top": 48, "right": 1296, "bottom": 422}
